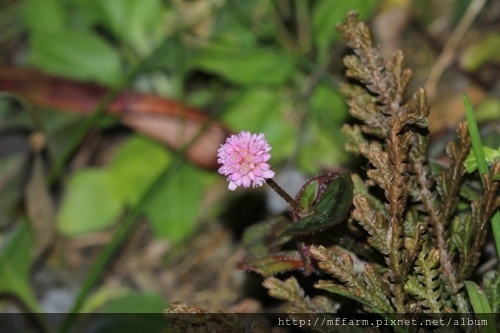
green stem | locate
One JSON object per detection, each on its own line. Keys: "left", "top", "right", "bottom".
{"left": 58, "top": 156, "right": 186, "bottom": 333}
{"left": 463, "top": 93, "right": 500, "bottom": 257}
{"left": 46, "top": 90, "right": 119, "bottom": 186}
{"left": 57, "top": 108, "right": 220, "bottom": 333}
{"left": 294, "top": 0, "right": 311, "bottom": 54}
{"left": 16, "top": 283, "right": 55, "bottom": 333}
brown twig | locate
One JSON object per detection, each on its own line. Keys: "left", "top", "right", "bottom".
{"left": 424, "top": 0, "right": 487, "bottom": 101}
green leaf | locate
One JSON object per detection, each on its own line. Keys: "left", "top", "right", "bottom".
{"left": 299, "top": 180, "right": 319, "bottom": 212}
{"left": 281, "top": 172, "right": 353, "bottom": 237}
{"left": 310, "top": 84, "right": 348, "bottom": 124}
{"left": 31, "top": 30, "right": 122, "bottom": 86}
{"left": 0, "top": 221, "right": 41, "bottom": 313}
{"left": 464, "top": 94, "right": 490, "bottom": 176}
{"left": 57, "top": 169, "right": 122, "bottom": 236}
{"left": 86, "top": 292, "right": 168, "bottom": 333}
{"left": 213, "top": 6, "right": 259, "bottom": 46}
{"left": 465, "top": 281, "right": 493, "bottom": 313}
{"left": 223, "top": 87, "right": 295, "bottom": 161}
{"left": 146, "top": 164, "right": 206, "bottom": 242}
{"left": 101, "top": 292, "right": 168, "bottom": 313}
{"left": 312, "top": 0, "right": 377, "bottom": 62}
{"left": 460, "top": 34, "right": 500, "bottom": 71}
{"left": 465, "top": 281, "right": 495, "bottom": 333}
{"left": 109, "top": 136, "right": 170, "bottom": 206}
{"left": 464, "top": 94, "right": 500, "bottom": 256}
{"left": 299, "top": 120, "right": 349, "bottom": 174}
{"left": 465, "top": 146, "right": 500, "bottom": 175}
{"left": 23, "top": 0, "right": 66, "bottom": 34}
{"left": 80, "top": 287, "right": 128, "bottom": 313}
{"left": 191, "top": 43, "right": 295, "bottom": 85}
{"left": 108, "top": 135, "right": 214, "bottom": 242}
{"left": 94, "top": 0, "right": 164, "bottom": 55}
{"left": 475, "top": 98, "right": 500, "bottom": 123}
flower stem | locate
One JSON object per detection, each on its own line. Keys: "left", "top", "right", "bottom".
{"left": 266, "top": 178, "right": 301, "bottom": 213}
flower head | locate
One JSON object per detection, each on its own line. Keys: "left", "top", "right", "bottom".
{"left": 217, "top": 131, "right": 275, "bottom": 190}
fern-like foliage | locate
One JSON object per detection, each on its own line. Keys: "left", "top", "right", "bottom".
{"left": 404, "top": 246, "right": 443, "bottom": 313}
{"left": 483, "top": 272, "right": 500, "bottom": 313}
{"left": 311, "top": 245, "right": 394, "bottom": 314}
{"left": 166, "top": 11, "right": 499, "bottom": 333}
{"left": 261, "top": 12, "right": 500, "bottom": 324}
{"left": 263, "top": 276, "right": 337, "bottom": 313}
{"left": 164, "top": 302, "right": 248, "bottom": 333}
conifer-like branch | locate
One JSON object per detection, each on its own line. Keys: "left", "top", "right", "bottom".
{"left": 235, "top": 12, "right": 498, "bottom": 322}
{"left": 404, "top": 247, "right": 444, "bottom": 313}
{"left": 311, "top": 245, "right": 394, "bottom": 313}
{"left": 262, "top": 276, "right": 337, "bottom": 314}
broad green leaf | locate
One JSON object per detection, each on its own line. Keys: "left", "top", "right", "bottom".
{"left": 31, "top": 30, "right": 122, "bottom": 86}
{"left": 191, "top": 43, "right": 295, "bottom": 85}
{"left": 460, "top": 34, "right": 500, "bottom": 71}
{"left": 475, "top": 98, "right": 500, "bottom": 123}
{"left": 305, "top": 173, "right": 353, "bottom": 217}
{"left": 299, "top": 120, "right": 349, "bottom": 174}
{"left": 146, "top": 164, "right": 206, "bottom": 242}
{"left": 109, "top": 136, "right": 170, "bottom": 206}
{"left": 63, "top": 0, "right": 102, "bottom": 30}
{"left": 101, "top": 292, "right": 168, "bottom": 313}
{"left": 281, "top": 172, "right": 353, "bottom": 237}
{"left": 0, "top": 221, "right": 41, "bottom": 313}
{"left": 312, "top": 0, "right": 377, "bottom": 62}
{"left": 212, "top": 6, "right": 259, "bottom": 47}
{"left": 80, "top": 287, "right": 128, "bottom": 313}
{"left": 57, "top": 169, "right": 122, "bottom": 236}
{"left": 280, "top": 213, "right": 328, "bottom": 237}
{"left": 298, "top": 83, "right": 349, "bottom": 173}
{"left": 237, "top": 251, "right": 304, "bottom": 277}
{"left": 86, "top": 293, "right": 167, "bottom": 333}
{"left": 310, "top": 84, "right": 348, "bottom": 124}
{"left": 223, "top": 87, "right": 295, "bottom": 161}
{"left": 94, "top": 0, "right": 164, "bottom": 55}
{"left": 108, "top": 135, "right": 214, "bottom": 242}
{"left": 23, "top": 0, "right": 66, "bottom": 34}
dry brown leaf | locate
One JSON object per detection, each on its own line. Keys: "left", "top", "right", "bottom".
{"left": 0, "top": 68, "right": 230, "bottom": 169}
{"left": 24, "top": 132, "right": 56, "bottom": 259}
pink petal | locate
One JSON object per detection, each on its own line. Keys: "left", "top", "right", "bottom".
{"left": 241, "top": 176, "right": 251, "bottom": 188}
{"left": 262, "top": 170, "right": 275, "bottom": 178}
{"left": 228, "top": 182, "right": 237, "bottom": 191}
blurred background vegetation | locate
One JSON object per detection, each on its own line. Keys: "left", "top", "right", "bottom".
{"left": 0, "top": 0, "right": 499, "bottom": 330}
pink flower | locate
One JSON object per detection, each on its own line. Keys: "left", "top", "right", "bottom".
{"left": 217, "top": 131, "right": 275, "bottom": 190}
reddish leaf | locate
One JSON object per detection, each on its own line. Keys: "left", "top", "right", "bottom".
{"left": 0, "top": 68, "right": 230, "bottom": 169}
{"left": 237, "top": 251, "right": 305, "bottom": 277}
